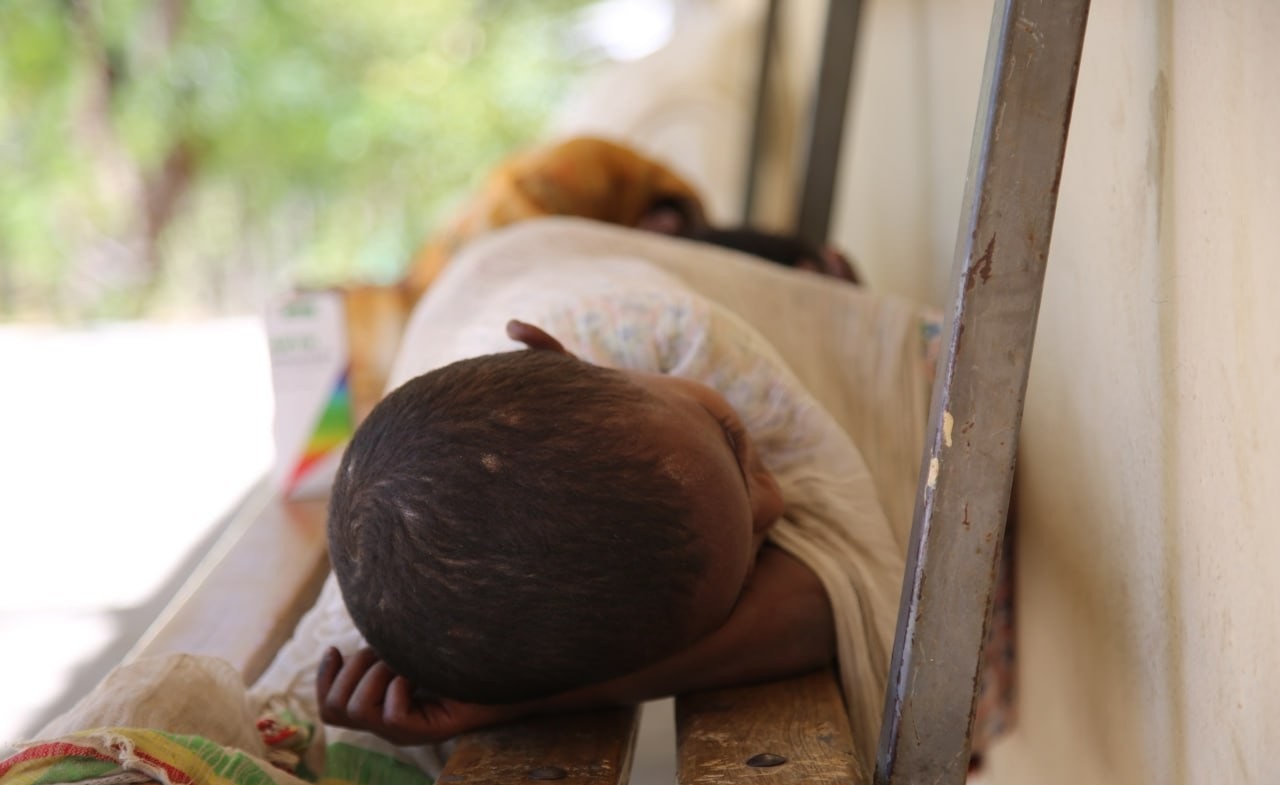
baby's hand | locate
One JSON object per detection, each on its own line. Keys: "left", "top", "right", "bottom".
{"left": 316, "top": 647, "right": 514, "bottom": 745}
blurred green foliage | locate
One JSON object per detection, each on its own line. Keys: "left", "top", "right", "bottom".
{"left": 0, "top": 0, "right": 597, "bottom": 320}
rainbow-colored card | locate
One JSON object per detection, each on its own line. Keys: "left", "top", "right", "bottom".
{"left": 267, "top": 291, "right": 354, "bottom": 499}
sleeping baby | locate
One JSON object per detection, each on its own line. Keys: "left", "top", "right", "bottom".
{"left": 315, "top": 246, "right": 907, "bottom": 776}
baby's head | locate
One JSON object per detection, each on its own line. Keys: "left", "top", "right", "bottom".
{"left": 328, "top": 331, "right": 782, "bottom": 703}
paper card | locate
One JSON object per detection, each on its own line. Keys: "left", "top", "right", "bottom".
{"left": 266, "top": 291, "right": 353, "bottom": 499}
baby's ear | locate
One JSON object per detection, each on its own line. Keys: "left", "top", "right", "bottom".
{"left": 506, "top": 319, "right": 575, "bottom": 357}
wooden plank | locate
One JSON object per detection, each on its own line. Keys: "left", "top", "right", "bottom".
{"left": 126, "top": 479, "right": 331, "bottom": 685}
{"left": 676, "top": 669, "right": 858, "bottom": 785}
{"left": 439, "top": 706, "right": 641, "bottom": 785}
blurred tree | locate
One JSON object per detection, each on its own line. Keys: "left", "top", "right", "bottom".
{"left": 0, "top": 0, "right": 598, "bottom": 320}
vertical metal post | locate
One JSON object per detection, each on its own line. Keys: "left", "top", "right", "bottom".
{"left": 793, "top": 0, "right": 862, "bottom": 245}
{"left": 740, "top": 0, "right": 780, "bottom": 224}
{"left": 875, "top": 2, "right": 1090, "bottom": 784}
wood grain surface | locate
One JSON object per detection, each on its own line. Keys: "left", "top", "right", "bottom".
{"left": 439, "top": 706, "right": 641, "bottom": 785}
{"left": 676, "top": 669, "right": 858, "bottom": 785}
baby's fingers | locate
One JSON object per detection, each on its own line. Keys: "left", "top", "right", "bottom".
{"left": 320, "top": 647, "right": 381, "bottom": 725}
{"left": 347, "top": 660, "right": 398, "bottom": 727}
{"left": 383, "top": 676, "right": 417, "bottom": 723}
{"left": 316, "top": 647, "right": 347, "bottom": 722}
{"left": 379, "top": 676, "right": 449, "bottom": 745}
{"left": 316, "top": 647, "right": 343, "bottom": 699}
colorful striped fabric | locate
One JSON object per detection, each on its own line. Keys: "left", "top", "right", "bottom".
{"left": 0, "top": 730, "right": 432, "bottom": 785}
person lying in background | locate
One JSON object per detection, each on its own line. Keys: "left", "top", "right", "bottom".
{"left": 401, "top": 135, "right": 859, "bottom": 303}
{"left": 344, "top": 137, "right": 859, "bottom": 421}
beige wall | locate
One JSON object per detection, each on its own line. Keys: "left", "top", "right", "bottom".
{"left": 808, "top": 1, "right": 1280, "bottom": 782}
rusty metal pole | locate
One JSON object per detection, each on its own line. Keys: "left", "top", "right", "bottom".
{"left": 875, "top": 2, "right": 1090, "bottom": 784}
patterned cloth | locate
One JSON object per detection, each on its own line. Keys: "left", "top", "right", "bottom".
{"left": 11, "top": 728, "right": 333, "bottom": 785}
{"left": 0, "top": 726, "right": 432, "bottom": 785}
{"left": 0, "top": 656, "right": 433, "bottom": 785}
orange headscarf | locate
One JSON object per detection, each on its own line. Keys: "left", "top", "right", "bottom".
{"left": 400, "top": 136, "right": 705, "bottom": 303}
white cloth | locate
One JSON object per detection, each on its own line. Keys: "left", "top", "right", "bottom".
{"left": 36, "top": 655, "right": 267, "bottom": 755}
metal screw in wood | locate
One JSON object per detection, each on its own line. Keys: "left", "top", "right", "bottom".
{"left": 527, "top": 766, "right": 567, "bottom": 781}
{"left": 746, "top": 753, "right": 788, "bottom": 768}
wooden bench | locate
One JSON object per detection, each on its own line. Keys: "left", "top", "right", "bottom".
{"left": 127, "top": 486, "right": 860, "bottom": 785}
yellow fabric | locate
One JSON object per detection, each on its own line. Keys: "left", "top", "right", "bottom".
{"left": 1, "top": 728, "right": 305, "bottom": 785}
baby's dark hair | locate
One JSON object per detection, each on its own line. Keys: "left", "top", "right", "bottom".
{"left": 328, "top": 349, "right": 705, "bottom": 703}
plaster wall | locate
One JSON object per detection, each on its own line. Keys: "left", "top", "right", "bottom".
{"left": 817, "top": 1, "right": 1280, "bottom": 782}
